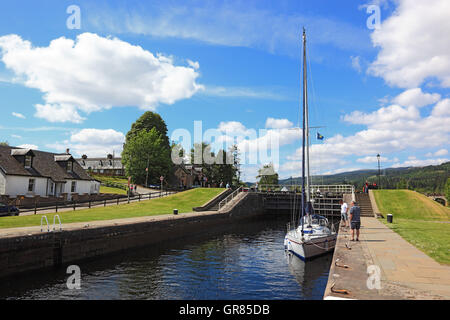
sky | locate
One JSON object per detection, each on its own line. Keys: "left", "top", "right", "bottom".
{"left": 0, "top": 0, "right": 449, "bottom": 182}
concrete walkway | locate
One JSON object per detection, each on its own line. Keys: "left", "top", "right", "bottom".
{"left": 324, "top": 217, "right": 450, "bottom": 300}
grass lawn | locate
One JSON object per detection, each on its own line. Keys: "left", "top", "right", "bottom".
{"left": 0, "top": 188, "right": 223, "bottom": 229}
{"left": 374, "top": 189, "right": 450, "bottom": 264}
{"left": 91, "top": 175, "right": 129, "bottom": 185}
{"left": 373, "top": 189, "right": 450, "bottom": 221}
{"left": 100, "top": 185, "right": 128, "bottom": 195}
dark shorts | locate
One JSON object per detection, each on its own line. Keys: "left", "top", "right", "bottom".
{"left": 351, "top": 221, "right": 361, "bottom": 230}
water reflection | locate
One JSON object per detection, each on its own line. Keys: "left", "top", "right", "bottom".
{"left": 0, "top": 215, "right": 332, "bottom": 300}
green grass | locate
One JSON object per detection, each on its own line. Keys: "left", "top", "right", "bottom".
{"left": 374, "top": 189, "right": 450, "bottom": 264}
{"left": 0, "top": 188, "right": 223, "bottom": 229}
{"left": 100, "top": 185, "right": 128, "bottom": 195}
{"left": 373, "top": 189, "right": 450, "bottom": 221}
{"left": 91, "top": 175, "right": 129, "bottom": 185}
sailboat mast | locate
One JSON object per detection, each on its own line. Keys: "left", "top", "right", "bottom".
{"left": 300, "top": 28, "right": 307, "bottom": 231}
{"left": 304, "top": 36, "right": 311, "bottom": 203}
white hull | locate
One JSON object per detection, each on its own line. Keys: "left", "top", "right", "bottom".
{"left": 284, "top": 230, "right": 336, "bottom": 261}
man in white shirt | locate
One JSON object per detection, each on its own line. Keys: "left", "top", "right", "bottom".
{"left": 340, "top": 200, "right": 349, "bottom": 229}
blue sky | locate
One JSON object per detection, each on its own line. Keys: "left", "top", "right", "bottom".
{"left": 0, "top": 0, "right": 449, "bottom": 182}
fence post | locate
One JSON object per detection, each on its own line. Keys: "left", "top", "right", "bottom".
{"left": 89, "top": 200, "right": 91, "bottom": 209}
{"left": 73, "top": 200, "right": 76, "bottom": 211}
{"left": 117, "top": 197, "right": 120, "bottom": 205}
{"left": 139, "top": 194, "right": 141, "bottom": 202}
{"left": 34, "top": 200, "right": 37, "bottom": 215}
{"left": 104, "top": 199, "right": 107, "bottom": 207}
{"left": 56, "top": 201, "right": 58, "bottom": 213}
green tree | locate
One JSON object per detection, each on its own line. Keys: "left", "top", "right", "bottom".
{"left": 0, "top": 141, "right": 9, "bottom": 146}
{"left": 189, "top": 143, "right": 239, "bottom": 187}
{"left": 122, "top": 128, "right": 171, "bottom": 185}
{"left": 446, "top": 178, "right": 450, "bottom": 206}
{"left": 257, "top": 163, "right": 279, "bottom": 185}
{"left": 126, "top": 111, "right": 170, "bottom": 149}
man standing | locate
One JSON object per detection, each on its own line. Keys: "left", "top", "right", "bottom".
{"left": 340, "top": 200, "right": 348, "bottom": 229}
{"left": 349, "top": 201, "right": 361, "bottom": 241}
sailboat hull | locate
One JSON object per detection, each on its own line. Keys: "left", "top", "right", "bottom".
{"left": 284, "top": 232, "right": 336, "bottom": 261}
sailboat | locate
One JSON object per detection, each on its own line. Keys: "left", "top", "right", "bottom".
{"left": 284, "top": 28, "right": 336, "bottom": 261}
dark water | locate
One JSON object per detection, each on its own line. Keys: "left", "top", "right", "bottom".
{"left": 0, "top": 215, "right": 332, "bottom": 300}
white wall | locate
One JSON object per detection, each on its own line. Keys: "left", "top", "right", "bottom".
{"left": 2, "top": 175, "right": 99, "bottom": 199}
{"left": 63, "top": 180, "right": 100, "bottom": 200}
{"left": 0, "top": 171, "right": 6, "bottom": 195}
{"left": 4, "top": 175, "right": 48, "bottom": 197}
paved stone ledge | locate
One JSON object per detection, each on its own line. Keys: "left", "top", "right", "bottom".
{"left": 324, "top": 217, "right": 450, "bottom": 300}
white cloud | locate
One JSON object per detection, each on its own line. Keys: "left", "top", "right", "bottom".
{"left": 0, "top": 33, "right": 203, "bottom": 123}
{"left": 426, "top": 149, "right": 448, "bottom": 157}
{"left": 287, "top": 92, "right": 450, "bottom": 174}
{"left": 392, "top": 158, "right": 449, "bottom": 168}
{"left": 431, "top": 99, "right": 450, "bottom": 117}
{"left": 343, "top": 104, "right": 419, "bottom": 125}
{"left": 35, "top": 104, "right": 85, "bottom": 123}
{"left": 202, "top": 86, "right": 289, "bottom": 100}
{"left": 17, "top": 144, "right": 38, "bottom": 150}
{"left": 392, "top": 88, "right": 441, "bottom": 107}
{"left": 368, "top": 0, "right": 450, "bottom": 88}
{"left": 265, "top": 118, "right": 294, "bottom": 129}
{"left": 356, "top": 156, "right": 389, "bottom": 164}
{"left": 12, "top": 112, "right": 25, "bottom": 119}
{"left": 46, "top": 128, "right": 125, "bottom": 158}
{"left": 350, "top": 56, "right": 362, "bottom": 73}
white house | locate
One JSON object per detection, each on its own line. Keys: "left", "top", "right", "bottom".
{"left": 0, "top": 146, "right": 100, "bottom": 200}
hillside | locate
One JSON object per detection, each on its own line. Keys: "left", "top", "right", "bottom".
{"left": 279, "top": 161, "right": 450, "bottom": 195}
{"left": 373, "top": 190, "right": 450, "bottom": 221}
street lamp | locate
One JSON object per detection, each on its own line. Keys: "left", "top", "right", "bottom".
{"left": 377, "top": 154, "right": 381, "bottom": 189}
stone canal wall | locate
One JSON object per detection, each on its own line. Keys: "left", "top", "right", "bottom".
{"left": 0, "top": 193, "right": 265, "bottom": 278}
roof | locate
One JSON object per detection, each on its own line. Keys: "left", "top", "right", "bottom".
{"left": 75, "top": 157, "right": 124, "bottom": 170}
{"left": 0, "top": 145, "right": 95, "bottom": 182}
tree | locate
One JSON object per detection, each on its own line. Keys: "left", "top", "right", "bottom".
{"left": 0, "top": 141, "right": 9, "bottom": 146}
{"left": 122, "top": 128, "right": 171, "bottom": 185}
{"left": 125, "top": 111, "right": 170, "bottom": 149}
{"left": 446, "top": 178, "right": 450, "bottom": 207}
{"left": 257, "top": 163, "right": 279, "bottom": 185}
{"left": 189, "top": 142, "right": 239, "bottom": 187}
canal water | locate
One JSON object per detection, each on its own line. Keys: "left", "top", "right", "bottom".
{"left": 0, "top": 215, "right": 333, "bottom": 300}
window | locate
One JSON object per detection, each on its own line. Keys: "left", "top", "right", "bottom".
{"left": 24, "top": 155, "right": 32, "bottom": 168}
{"left": 67, "top": 161, "right": 73, "bottom": 173}
{"left": 71, "top": 181, "right": 77, "bottom": 193}
{"left": 28, "top": 179, "right": 35, "bottom": 192}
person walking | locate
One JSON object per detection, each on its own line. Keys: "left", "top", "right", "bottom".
{"left": 349, "top": 200, "right": 361, "bottom": 241}
{"left": 340, "top": 200, "right": 349, "bottom": 229}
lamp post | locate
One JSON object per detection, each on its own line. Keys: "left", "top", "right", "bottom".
{"left": 377, "top": 154, "right": 381, "bottom": 189}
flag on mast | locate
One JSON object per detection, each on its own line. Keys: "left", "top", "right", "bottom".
{"left": 317, "top": 132, "right": 324, "bottom": 140}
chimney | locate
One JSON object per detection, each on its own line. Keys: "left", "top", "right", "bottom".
{"left": 66, "top": 148, "right": 70, "bottom": 154}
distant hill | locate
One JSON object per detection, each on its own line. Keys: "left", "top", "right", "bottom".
{"left": 279, "top": 161, "right": 450, "bottom": 195}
